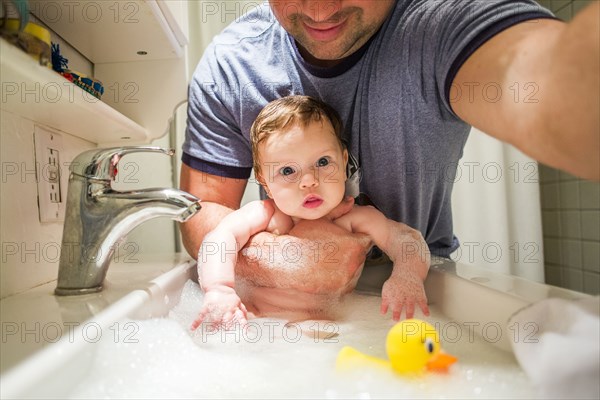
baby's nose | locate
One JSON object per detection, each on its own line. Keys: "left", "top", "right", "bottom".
{"left": 299, "top": 169, "right": 319, "bottom": 188}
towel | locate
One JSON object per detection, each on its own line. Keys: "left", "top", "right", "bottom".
{"left": 509, "top": 295, "right": 600, "bottom": 399}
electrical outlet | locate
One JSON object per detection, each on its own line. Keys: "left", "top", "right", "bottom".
{"left": 34, "top": 126, "right": 65, "bottom": 222}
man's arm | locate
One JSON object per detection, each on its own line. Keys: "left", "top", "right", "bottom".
{"left": 179, "top": 164, "right": 247, "bottom": 258}
{"left": 451, "top": 3, "right": 599, "bottom": 180}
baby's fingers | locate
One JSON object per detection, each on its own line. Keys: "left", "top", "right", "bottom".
{"left": 418, "top": 300, "right": 430, "bottom": 317}
{"left": 380, "top": 298, "right": 389, "bottom": 315}
{"left": 191, "top": 308, "right": 210, "bottom": 331}
{"left": 403, "top": 301, "right": 415, "bottom": 320}
{"left": 383, "top": 297, "right": 405, "bottom": 321}
{"left": 221, "top": 308, "right": 248, "bottom": 330}
{"left": 234, "top": 309, "right": 248, "bottom": 327}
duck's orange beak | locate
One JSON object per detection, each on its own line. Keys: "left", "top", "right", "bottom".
{"left": 426, "top": 351, "right": 457, "bottom": 372}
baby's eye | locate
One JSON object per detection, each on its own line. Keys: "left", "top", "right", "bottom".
{"left": 280, "top": 166, "right": 295, "bottom": 176}
{"left": 316, "top": 157, "right": 330, "bottom": 167}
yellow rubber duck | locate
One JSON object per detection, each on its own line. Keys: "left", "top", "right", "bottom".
{"left": 336, "top": 319, "right": 457, "bottom": 374}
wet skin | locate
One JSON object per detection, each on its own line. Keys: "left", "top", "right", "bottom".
{"left": 236, "top": 218, "right": 372, "bottom": 319}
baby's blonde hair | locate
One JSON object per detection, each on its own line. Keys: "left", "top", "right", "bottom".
{"left": 250, "top": 95, "right": 344, "bottom": 176}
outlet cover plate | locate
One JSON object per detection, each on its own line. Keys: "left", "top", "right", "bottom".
{"left": 34, "top": 126, "right": 65, "bottom": 223}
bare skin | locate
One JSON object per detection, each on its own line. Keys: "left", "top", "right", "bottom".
{"left": 235, "top": 218, "right": 372, "bottom": 320}
{"left": 191, "top": 118, "right": 430, "bottom": 329}
{"left": 179, "top": 168, "right": 365, "bottom": 301}
{"left": 182, "top": 1, "right": 599, "bottom": 324}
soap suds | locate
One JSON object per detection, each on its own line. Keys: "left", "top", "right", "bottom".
{"left": 68, "top": 280, "right": 537, "bottom": 399}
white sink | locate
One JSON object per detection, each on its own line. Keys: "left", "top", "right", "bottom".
{"left": 0, "top": 254, "right": 194, "bottom": 398}
{"left": 0, "top": 255, "right": 589, "bottom": 399}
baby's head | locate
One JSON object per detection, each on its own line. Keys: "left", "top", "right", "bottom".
{"left": 251, "top": 95, "right": 348, "bottom": 219}
{"left": 251, "top": 95, "right": 345, "bottom": 174}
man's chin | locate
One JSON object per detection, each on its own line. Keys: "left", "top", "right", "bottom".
{"left": 295, "top": 39, "right": 354, "bottom": 66}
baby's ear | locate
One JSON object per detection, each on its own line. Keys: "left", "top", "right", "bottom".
{"left": 342, "top": 149, "right": 349, "bottom": 180}
{"left": 256, "top": 173, "right": 273, "bottom": 198}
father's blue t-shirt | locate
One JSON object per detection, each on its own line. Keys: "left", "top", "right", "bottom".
{"left": 183, "top": 0, "right": 554, "bottom": 257}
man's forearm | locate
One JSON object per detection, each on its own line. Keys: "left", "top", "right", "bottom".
{"left": 180, "top": 202, "right": 235, "bottom": 258}
{"left": 451, "top": 3, "right": 599, "bottom": 180}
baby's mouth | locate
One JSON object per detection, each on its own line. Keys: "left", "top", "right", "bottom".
{"left": 303, "top": 195, "right": 324, "bottom": 209}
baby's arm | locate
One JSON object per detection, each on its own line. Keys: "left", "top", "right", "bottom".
{"left": 334, "top": 206, "right": 430, "bottom": 320}
{"left": 191, "top": 199, "right": 276, "bottom": 330}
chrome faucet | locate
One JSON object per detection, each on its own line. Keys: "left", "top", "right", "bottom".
{"left": 55, "top": 146, "right": 201, "bottom": 296}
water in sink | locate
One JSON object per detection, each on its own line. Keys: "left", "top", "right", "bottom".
{"left": 67, "top": 280, "right": 537, "bottom": 399}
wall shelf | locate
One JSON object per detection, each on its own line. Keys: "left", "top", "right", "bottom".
{"left": 0, "top": 39, "right": 150, "bottom": 143}
{"left": 29, "top": 0, "right": 187, "bottom": 63}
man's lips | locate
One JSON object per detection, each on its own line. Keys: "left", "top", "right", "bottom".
{"left": 303, "top": 195, "right": 324, "bottom": 209}
{"left": 302, "top": 19, "right": 347, "bottom": 41}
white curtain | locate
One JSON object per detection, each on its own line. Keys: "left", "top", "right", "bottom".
{"left": 451, "top": 128, "right": 545, "bottom": 282}
{"left": 187, "top": 0, "right": 260, "bottom": 77}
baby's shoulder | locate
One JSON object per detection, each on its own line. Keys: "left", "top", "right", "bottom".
{"left": 265, "top": 201, "right": 294, "bottom": 235}
{"left": 333, "top": 204, "right": 377, "bottom": 220}
{"left": 332, "top": 205, "right": 383, "bottom": 233}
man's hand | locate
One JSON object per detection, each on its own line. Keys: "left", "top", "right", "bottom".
{"left": 237, "top": 217, "right": 371, "bottom": 295}
{"left": 191, "top": 286, "right": 248, "bottom": 331}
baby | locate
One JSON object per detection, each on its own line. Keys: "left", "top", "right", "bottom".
{"left": 192, "top": 95, "right": 430, "bottom": 330}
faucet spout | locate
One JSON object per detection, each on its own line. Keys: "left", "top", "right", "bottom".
{"left": 55, "top": 147, "right": 202, "bottom": 296}
{"left": 98, "top": 187, "right": 202, "bottom": 224}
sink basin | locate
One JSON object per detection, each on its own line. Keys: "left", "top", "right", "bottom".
{"left": 0, "top": 256, "right": 589, "bottom": 399}
{"left": 0, "top": 254, "right": 194, "bottom": 397}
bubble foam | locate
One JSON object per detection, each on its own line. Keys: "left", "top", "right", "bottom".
{"left": 68, "top": 280, "right": 538, "bottom": 399}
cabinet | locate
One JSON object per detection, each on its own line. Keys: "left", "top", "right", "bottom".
{"left": 0, "top": 1, "right": 188, "bottom": 144}
{"left": 28, "top": 0, "right": 188, "bottom": 63}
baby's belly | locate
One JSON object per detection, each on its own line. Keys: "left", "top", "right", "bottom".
{"left": 236, "top": 281, "right": 340, "bottom": 320}
{"left": 235, "top": 218, "right": 371, "bottom": 318}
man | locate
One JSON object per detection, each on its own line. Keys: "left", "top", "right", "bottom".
{"left": 180, "top": 0, "right": 599, "bottom": 318}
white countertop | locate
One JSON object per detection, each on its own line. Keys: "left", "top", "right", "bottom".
{"left": 0, "top": 253, "right": 194, "bottom": 373}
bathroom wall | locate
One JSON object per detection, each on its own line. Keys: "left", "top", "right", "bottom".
{"left": 0, "top": 14, "right": 97, "bottom": 298}
{"left": 0, "top": 108, "right": 179, "bottom": 301}
{"left": 0, "top": 6, "right": 188, "bottom": 298}
{"left": 0, "top": 112, "right": 94, "bottom": 298}
{"left": 536, "top": 0, "right": 600, "bottom": 295}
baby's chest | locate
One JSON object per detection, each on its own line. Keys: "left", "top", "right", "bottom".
{"left": 289, "top": 219, "right": 372, "bottom": 251}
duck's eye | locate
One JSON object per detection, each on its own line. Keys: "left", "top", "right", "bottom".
{"left": 424, "top": 338, "right": 435, "bottom": 354}
{"left": 280, "top": 166, "right": 295, "bottom": 176}
{"left": 316, "top": 157, "right": 329, "bottom": 167}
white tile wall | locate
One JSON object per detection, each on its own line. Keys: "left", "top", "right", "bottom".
{"left": 536, "top": 0, "right": 599, "bottom": 295}
{"left": 0, "top": 110, "right": 95, "bottom": 298}
{"left": 0, "top": 113, "right": 180, "bottom": 299}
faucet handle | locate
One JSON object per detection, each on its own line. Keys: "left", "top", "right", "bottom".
{"left": 70, "top": 146, "right": 175, "bottom": 181}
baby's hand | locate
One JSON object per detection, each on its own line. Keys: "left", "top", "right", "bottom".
{"left": 191, "top": 286, "right": 248, "bottom": 331}
{"left": 381, "top": 269, "right": 429, "bottom": 321}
